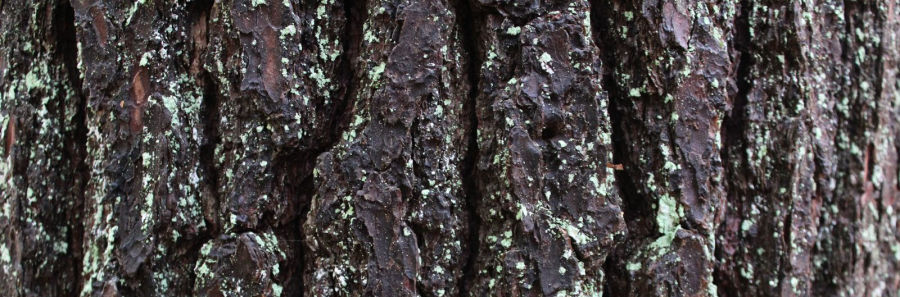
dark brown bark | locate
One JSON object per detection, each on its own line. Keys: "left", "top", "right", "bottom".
{"left": 0, "top": 0, "right": 898, "bottom": 297}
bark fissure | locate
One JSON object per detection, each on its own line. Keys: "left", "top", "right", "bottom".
{"left": 589, "top": 0, "right": 644, "bottom": 294}
{"left": 331, "top": 0, "right": 367, "bottom": 152}
{"left": 293, "top": 1, "right": 368, "bottom": 295}
{"left": 721, "top": 0, "right": 753, "bottom": 177}
{"left": 452, "top": 0, "right": 484, "bottom": 294}
{"left": 189, "top": 1, "right": 220, "bottom": 267}
{"left": 197, "top": 69, "right": 220, "bottom": 232}
{"left": 190, "top": 5, "right": 217, "bottom": 176}
{"left": 53, "top": 1, "right": 87, "bottom": 296}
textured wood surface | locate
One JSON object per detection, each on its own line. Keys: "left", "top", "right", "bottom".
{"left": 1, "top": 0, "right": 898, "bottom": 296}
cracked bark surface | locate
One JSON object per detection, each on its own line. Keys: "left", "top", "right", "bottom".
{"left": 1, "top": 0, "right": 899, "bottom": 297}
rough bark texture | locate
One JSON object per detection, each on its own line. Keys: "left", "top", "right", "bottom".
{"left": 0, "top": 0, "right": 898, "bottom": 297}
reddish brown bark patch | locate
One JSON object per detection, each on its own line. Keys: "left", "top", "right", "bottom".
{"left": 3, "top": 116, "right": 14, "bottom": 156}
{"left": 130, "top": 67, "right": 149, "bottom": 132}
{"left": 90, "top": 6, "right": 108, "bottom": 47}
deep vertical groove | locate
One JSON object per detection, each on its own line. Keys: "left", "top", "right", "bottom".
{"left": 588, "top": 0, "right": 645, "bottom": 294}
{"left": 600, "top": 83, "right": 640, "bottom": 296}
{"left": 53, "top": 1, "right": 87, "bottom": 296}
{"left": 192, "top": 70, "right": 220, "bottom": 297}
{"left": 713, "top": 0, "right": 752, "bottom": 292}
{"left": 451, "top": 0, "right": 484, "bottom": 295}
{"left": 281, "top": 1, "right": 368, "bottom": 296}
{"left": 589, "top": 0, "right": 649, "bottom": 225}
{"left": 187, "top": 1, "right": 218, "bottom": 295}
{"left": 330, "top": 0, "right": 366, "bottom": 150}
{"left": 198, "top": 72, "right": 221, "bottom": 230}
{"left": 721, "top": 0, "right": 753, "bottom": 172}
{"left": 191, "top": 0, "right": 219, "bottom": 235}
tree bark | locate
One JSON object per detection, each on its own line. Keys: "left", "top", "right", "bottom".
{"left": 0, "top": 0, "right": 898, "bottom": 296}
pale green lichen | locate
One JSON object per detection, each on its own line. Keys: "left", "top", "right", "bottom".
{"left": 566, "top": 224, "right": 588, "bottom": 245}
{"left": 364, "top": 29, "right": 378, "bottom": 43}
{"left": 434, "top": 105, "right": 443, "bottom": 117}
{"left": 540, "top": 52, "right": 553, "bottom": 63}
{"left": 280, "top": 25, "right": 297, "bottom": 39}
{"left": 516, "top": 202, "right": 529, "bottom": 220}
{"left": 0, "top": 244, "right": 10, "bottom": 262}
{"left": 663, "top": 161, "right": 678, "bottom": 172}
{"left": 369, "top": 62, "right": 386, "bottom": 82}
{"left": 24, "top": 65, "right": 46, "bottom": 91}
{"left": 139, "top": 52, "right": 152, "bottom": 66}
{"left": 125, "top": 0, "right": 147, "bottom": 25}
{"left": 655, "top": 194, "right": 681, "bottom": 236}
{"left": 626, "top": 261, "right": 641, "bottom": 272}
{"left": 309, "top": 66, "right": 330, "bottom": 89}
{"left": 628, "top": 88, "right": 641, "bottom": 97}
{"left": 741, "top": 262, "right": 755, "bottom": 279}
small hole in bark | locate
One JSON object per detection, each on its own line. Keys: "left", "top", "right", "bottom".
{"left": 541, "top": 121, "right": 563, "bottom": 141}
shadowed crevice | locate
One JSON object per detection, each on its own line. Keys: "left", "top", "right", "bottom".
{"left": 53, "top": 1, "right": 88, "bottom": 296}
{"left": 189, "top": 0, "right": 220, "bottom": 236}
{"left": 588, "top": 0, "right": 644, "bottom": 294}
{"left": 589, "top": 0, "right": 628, "bottom": 296}
{"left": 713, "top": 0, "right": 752, "bottom": 293}
{"left": 720, "top": 0, "right": 753, "bottom": 168}
{"left": 277, "top": 0, "right": 369, "bottom": 295}
{"left": 186, "top": 0, "right": 219, "bottom": 295}
{"left": 328, "top": 0, "right": 367, "bottom": 150}
{"left": 452, "top": 0, "right": 485, "bottom": 295}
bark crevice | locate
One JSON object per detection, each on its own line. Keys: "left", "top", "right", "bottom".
{"left": 289, "top": 1, "right": 368, "bottom": 295}
{"left": 190, "top": 0, "right": 220, "bottom": 236}
{"left": 713, "top": 0, "right": 754, "bottom": 292}
{"left": 328, "top": 0, "right": 367, "bottom": 152}
{"left": 589, "top": 0, "right": 646, "bottom": 293}
{"left": 53, "top": 1, "right": 87, "bottom": 296}
{"left": 452, "top": 0, "right": 484, "bottom": 294}
{"left": 185, "top": 1, "right": 219, "bottom": 295}
{"left": 721, "top": 0, "right": 753, "bottom": 173}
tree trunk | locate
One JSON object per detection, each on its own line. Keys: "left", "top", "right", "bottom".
{"left": 1, "top": 0, "right": 898, "bottom": 296}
